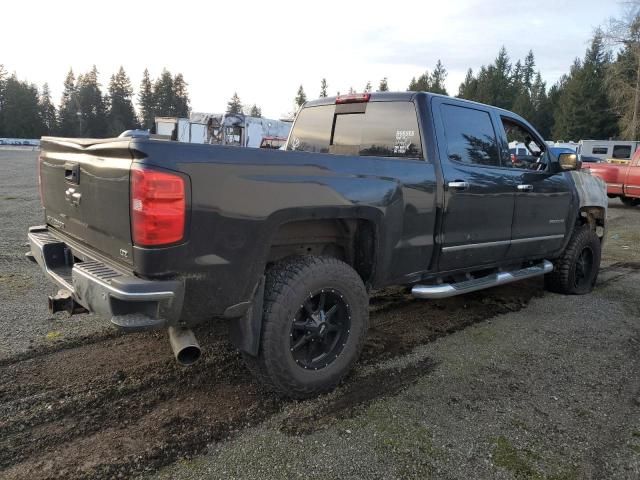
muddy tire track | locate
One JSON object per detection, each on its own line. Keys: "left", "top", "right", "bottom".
{"left": 1, "top": 279, "right": 545, "bottom": 479}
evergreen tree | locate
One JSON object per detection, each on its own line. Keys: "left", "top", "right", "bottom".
{"left": 249, "top": 104, "right": 262, "bottom": 117}
{"left": 76, "top": 66, "right": 108, "bottom": 137}
{"left": 0, "top": 64, "right": 7, "bottom": 135}
{"left": 377, "top": 77, "right": 389, "bottom": 92}
{"left": 553, "top": 31, "right": 618, "bottom": 140}
{"left": 364, "top": 80, "right": 372, "bottom": 93}
{"left": 430, "top": 60, "right": 448, "bottom": 95}
{"left": 320, "top": 78, "right": 328, "bottom": 97}
{"left": 107, "top": 66, "right": 137, "bottom": 136}
{"left": 172, "top": 73, "right": 190, "bottom": 117}
{"left": 408, "top": 60, "right": 448, "bottom": 95}
{"left": 58, "top": 69, "right": 80, "bottom": 137}
{"left": 295, "top": 85, "right": 307, "bottom": 107}
{"left": 226, "top": 92, "right": 242, "bottom": 114}
{"left": 138, "top": 68, "right": 155, "bottom": 130}
{"left": 154, "top": 69, "right": 174, "bottom": 117}
{"left": 1, "top": 75, "right": 43, "bottom": 138}
{"left": 457, "top": 68, "right": 478, "bottom": 99}
{"left": 38, "top": 83, "right": 57, "bottom": 135}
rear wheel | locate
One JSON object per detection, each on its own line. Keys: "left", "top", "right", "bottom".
{"left": 545, "top": 225, "right": 601, "bottom": 295}
{"left": 243, "top": 256, "right": 369, "bottom": 399}
{"left": 621, "top": 196, "right": 639, "bottom": 207}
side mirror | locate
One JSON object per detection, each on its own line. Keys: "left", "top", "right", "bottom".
{"left": 557, "top": 153, "right": 581, "bottom": 171}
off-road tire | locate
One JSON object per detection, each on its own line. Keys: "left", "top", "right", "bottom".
{"left": 620, "top": 196, "right": 639, "bottom": 207}
{"left": 242, "top": 256, "right": 369, "bottom": 399}
{"left": 545, "top": 225, "right": 601, "bottom": 295}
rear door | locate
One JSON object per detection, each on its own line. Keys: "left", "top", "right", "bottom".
{"left": 39, "top": 138, "right": 134, "bottom": 265}
{"left": 432, "top": 98, "right": 518, "bottom": 271}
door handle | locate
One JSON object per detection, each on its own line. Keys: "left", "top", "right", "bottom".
{"left": 448, "top": 181, "right": 470, "bottom": 191}
{"left": 517, "top": 184, "right": 533, "bottom": 192}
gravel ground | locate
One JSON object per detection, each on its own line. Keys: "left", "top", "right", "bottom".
{"left": 1, "top": 148, "right": 639, "bottom": 479}
{"left": 0, "top": 149, "right": 111, "bottom": 363}
{"left": 149, "top": 260, "right": 640, "bottom": 480}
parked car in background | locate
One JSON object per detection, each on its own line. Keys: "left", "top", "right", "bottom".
{"left": 583, "top": 148, "right": 640, "bottom": 206}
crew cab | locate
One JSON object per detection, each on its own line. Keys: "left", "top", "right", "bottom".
{"left": 583, "top": 148, "right": 640, "bottom": 206}
{"left": 28, "top": 92, "right": 607, "bottom": 398}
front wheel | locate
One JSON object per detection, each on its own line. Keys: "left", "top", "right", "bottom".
{"left": 545, "top": 225, "right": 601, "bottom": 295}
{"left": 243, "top": 256, "right": 369, "bottom": 399}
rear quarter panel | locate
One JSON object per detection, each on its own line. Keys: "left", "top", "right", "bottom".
{"left": 130, "top": 140, "right": 438, "bottom": 322}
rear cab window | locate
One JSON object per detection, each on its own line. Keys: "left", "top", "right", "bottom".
{"left": 288, "top": 101, "right": 423, "bottom": 159}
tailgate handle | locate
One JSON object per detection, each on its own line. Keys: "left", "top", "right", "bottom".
{"left": 64, "top": 163, "right": 80, "bottom": 184}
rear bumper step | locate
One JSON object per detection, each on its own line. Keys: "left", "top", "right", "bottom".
{"left": 411, "top": 260, "right": 553, "bottom": 299}
{"left": 28, "top": 226, "right": 184, "bottom": 331}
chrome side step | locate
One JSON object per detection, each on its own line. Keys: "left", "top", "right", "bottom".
{"left": 411, "top": 260, "right": 553, "bottom": 299}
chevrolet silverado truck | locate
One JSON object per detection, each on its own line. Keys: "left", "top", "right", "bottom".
{"left": 583, "top": 148, "right": 640, "bottom": 206}
{"left": 28, "top": 92, "right": 607, "bottom": 398}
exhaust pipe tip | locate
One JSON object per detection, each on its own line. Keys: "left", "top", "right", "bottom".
{"left": 176, "top": 345, "right": 201, "bottom": 365}
{"left": 168, "top": 327, "right": 201, "bottom": 366}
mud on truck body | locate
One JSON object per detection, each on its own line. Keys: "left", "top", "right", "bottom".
{"left": 28, "top": 92, "right": 607, "bottom": 398}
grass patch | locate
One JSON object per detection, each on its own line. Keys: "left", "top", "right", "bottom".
{"left": 45, "top": 331, "right": 62, "bottom": 340}
{"left": 492, "top": 435, "right": 542, "bottom": 479}
{"left": 347, "top": 402, "right": 440, "bottom": 478}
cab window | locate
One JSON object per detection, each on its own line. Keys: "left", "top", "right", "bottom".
{"left": 288, "top": 101, "right": 423, "bottom": 159}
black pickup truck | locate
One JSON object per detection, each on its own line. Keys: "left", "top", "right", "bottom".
{"left": 28, "top": 92, "right": 607, "bottom": 398}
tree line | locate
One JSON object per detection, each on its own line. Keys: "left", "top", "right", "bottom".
{"left": 291, "top": 7, "right": 640, "bottom": 141}
{"left": 0, "top": 65, "right": 191, "bottom": 138}
{"left": 1, "top": 6, "right": 639, "bottom": 141}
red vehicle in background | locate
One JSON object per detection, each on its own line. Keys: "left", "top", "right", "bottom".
{"left": 584, "top": 148, "right": 640, "bottom": 206}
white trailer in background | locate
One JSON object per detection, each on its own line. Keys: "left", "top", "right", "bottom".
{"left": 155, "top": 117, "right": 207, "bottom": 143}
{"left": 190, "top": 112, "right": 292, "bottom": 148}
{"left": 577, "top": 140, "right": 640, "bottom": 162}
{"left": 155, "top": 114, "right": 292, "bottom": 148}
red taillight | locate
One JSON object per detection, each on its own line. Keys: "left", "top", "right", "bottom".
{"left": 131, "top": 166, "right": 186, "bottom": 246}
{"left": 510, "top": 153, "right": 517, "bottom": 164}
{"left": 335, "top": 93, "right": 370, "bottom": 104}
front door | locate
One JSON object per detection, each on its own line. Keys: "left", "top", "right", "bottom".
{"left": 433, "top": 99, "right": 518, "bottom": 271}
{"left": 496, "top": 115, "right": 572, "bottom": 258}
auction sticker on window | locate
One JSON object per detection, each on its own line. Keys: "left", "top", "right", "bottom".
{"left": 394, "top": 130, "right": 415, "bottom": 155}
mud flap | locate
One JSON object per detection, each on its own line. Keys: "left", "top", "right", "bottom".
{"left": 229, "top": 276, "right": 265, "bottom": 357}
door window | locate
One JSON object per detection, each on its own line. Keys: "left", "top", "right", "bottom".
{"left": 440, "top": 104, "right": 500, "bottom": 166}
{"left": 500, "top": 118, "right": 546, "bottom": 170}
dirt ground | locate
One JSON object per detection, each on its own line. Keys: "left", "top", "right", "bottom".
{"left": 1, "top": 149, "right": 639, "bottom": 479}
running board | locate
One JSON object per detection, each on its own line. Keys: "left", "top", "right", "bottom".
{"left": 411, "top": 260, "right": 553, "bottom": 299}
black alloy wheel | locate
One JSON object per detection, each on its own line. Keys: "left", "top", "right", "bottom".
{"left": 290, "top": 289, "right": 351, "bottom": 370}
{"left": 573, "top": 246, "right": 594, "bottom": 290}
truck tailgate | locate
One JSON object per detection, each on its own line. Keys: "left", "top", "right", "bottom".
{"left": 39, "top": 137, "right": 134, "bottom": 265}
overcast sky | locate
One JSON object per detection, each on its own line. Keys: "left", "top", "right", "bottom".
{"left": 1, "top": 0, "right": 622, "bottom": 119}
